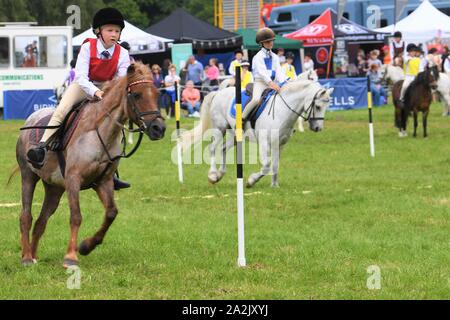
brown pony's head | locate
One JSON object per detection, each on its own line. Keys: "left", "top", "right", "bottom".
{"left": 125, "top": 62, "right": 166, "bottom": 140}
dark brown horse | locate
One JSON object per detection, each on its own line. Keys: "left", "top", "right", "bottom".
{"left": 13, "top": 62, "right": 166, "bottom": 267}
{"left": 392, "top": 66, "right": 439, "bottom": 137}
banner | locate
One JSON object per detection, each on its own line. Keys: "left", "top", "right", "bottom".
{"left": 3, "top": 89, "right": 56, "bottom": 120}
{"left": 171, "top": 43, "right": 193, "bottom": 73}
{"left": 318, "top": 77, "right": 367, "bottom": 110}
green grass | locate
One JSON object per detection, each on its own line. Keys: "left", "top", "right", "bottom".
{"left": 0, "top": 104, "right": 449, "bottom": 299}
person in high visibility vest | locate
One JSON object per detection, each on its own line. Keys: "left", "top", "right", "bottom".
{"left": 282, "top": 51, "right": 297, "bottom": 80}
{"left": 240, "top": 60, "right": 253, "bottom": 89}
{"left": 400, "top": 43, "right": 421, "bottom": 103}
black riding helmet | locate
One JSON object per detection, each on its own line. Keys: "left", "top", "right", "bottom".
{"left": 92, "top": 7, "right": 125, "bottom": 34}
{"left": 285, "top": 51, "right": 295, "bottom": 59}
{"left": 393, "top": 31, "right": 402, "bottom": 38}
{"left": 406, "top": 43, "right": 417, "bottom": 52}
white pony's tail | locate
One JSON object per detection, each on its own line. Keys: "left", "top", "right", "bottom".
{"left": 180, "top": 91, "right": 217, "bottom": 152}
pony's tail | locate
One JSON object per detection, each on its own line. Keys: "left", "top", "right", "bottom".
{"left": 180, "top": 91, "right": 217, "bottom": 152}
{"left": 7, "top": 166, "right": 20, "bottom": 186}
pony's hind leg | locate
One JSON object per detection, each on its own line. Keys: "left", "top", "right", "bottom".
{"left": 423, "top": 110, "right": 429, "bottom": 137}
{"left": 30, "top": 183, "right": 64, "bottom": 262}
{"left": 217, "top": 131, "right": 235, "bottom": 181}
{"left": 79, "top": 178, "right": 117, "bottom": 256}
{"left": 19, "top": 169, "right": 39, "bottom": 266}
{"left": 208, "top": 129, "right": 225, "bottom": 184}
{"left": 271, "top": 140, "right": 282, "bottom": 188}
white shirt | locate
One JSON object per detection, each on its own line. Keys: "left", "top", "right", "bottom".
{"left": 164, "top": 74, "right": 181, "bottom": 91}
{"left": 390, "top": 40, "right": 407, "bottom": 61}
{"left": 75, "top": 39, "right": 131, "bottom": 97}
{"left": 251, "top": 48, "right": 287, "bottom": 85}
{"left": 303, "top": 59, "right": 314, "bottom": 72}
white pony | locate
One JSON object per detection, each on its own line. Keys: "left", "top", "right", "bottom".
{"left": 181, "top": 78, "right": 333, "bottom": 187}
{"left": 295, "top": 69, "right": 319, "bottom": 132}
{"left": 380, "top": 64, "right": 405, "bottom": 84}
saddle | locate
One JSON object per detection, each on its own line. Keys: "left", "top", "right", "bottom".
{"left": 242, "top": 84, "right": 276, "bottom": 129}
{"left": 30, "top": 99, "right": 88, "bottom": 151}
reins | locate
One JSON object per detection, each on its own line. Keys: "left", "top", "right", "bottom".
{"left": 268, "top": 89, "right": 324, "bottom": 122}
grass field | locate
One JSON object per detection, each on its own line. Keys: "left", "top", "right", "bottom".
{"left": 0, "top": 104, "right": 449, "bottom": 299}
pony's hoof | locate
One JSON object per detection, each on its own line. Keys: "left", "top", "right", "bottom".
{"left": 22, "top": 258, "right": 37, "bottom": 266}
{"left": 271, "top": 183, "right": 280, "bottom": 188}
{"left": 78, "top": 240, "right": 93, "bottom": 256}
{"left": 208, "top": 172, "right": 219, "bottom": 184}
{"left": 246, "top": 180, "right": 255, "bottom": 188}
{"left": 63, "top": 258, "right": 79, "bottom": 269}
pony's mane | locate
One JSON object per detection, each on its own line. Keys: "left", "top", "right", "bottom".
{"left": 404, "top": 66, "right": 438, "bottom": 111}
{"left": 281, "top": 78, "right": 317, "bottom": 93}
{"left": 96, "top": 62, "right": 154, "bottom": 122}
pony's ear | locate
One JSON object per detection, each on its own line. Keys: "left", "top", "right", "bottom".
{"left": 327, "top": 88, "right": 334, "bottom": 95}
{"left": 127, "top": 63, "right": 136, "bottom": 75}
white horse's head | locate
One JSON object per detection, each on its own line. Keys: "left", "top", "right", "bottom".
{"left": 305, "top": 86, "right": 334, "bottom": 132}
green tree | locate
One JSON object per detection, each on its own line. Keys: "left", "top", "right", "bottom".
{"left": 0, "top": 0, "right": 33, "bottom": 22}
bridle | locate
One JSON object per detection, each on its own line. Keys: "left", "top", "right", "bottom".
{"left": 126, "top": 79, "right": 163, "bottom": 132}
{"left": 276, "top": 89, "right": 325, "bottom": 122}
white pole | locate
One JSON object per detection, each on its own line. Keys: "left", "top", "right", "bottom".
{"left": 367, "top": 76, "right": 375, "bottom": 157}
{"left": 175, "top": 82, "right": 184, "bottom": 183}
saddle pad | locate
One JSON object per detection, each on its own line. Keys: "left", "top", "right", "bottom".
{"left": 28, "top": 106, "right": 86, "bottom": 149}
{"left": 230, "top": 89, "right": 276, "bottom": 122}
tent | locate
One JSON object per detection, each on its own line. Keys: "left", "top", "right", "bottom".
{"left": 236, "top": 28, "right": 303, "bottom": 51}
{"left": 146, "top": 8, "right": 242, "bottom": 50}
{"left": 376, "top": 0, "right": 450, "bottom": 43}
{"left": 284, "top": 8, "right": 386, "bottom": 46}
{"left": 73, "top": 21, "right": 172, "bottom": 54}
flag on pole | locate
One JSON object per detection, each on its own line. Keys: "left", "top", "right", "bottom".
{"left": 395, "top": 0, "right": 409, "bottom": 25}
{"left": 337, "top": 0, "right": 348, "bottom": 25}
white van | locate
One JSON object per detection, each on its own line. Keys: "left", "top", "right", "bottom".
{"left": 0, "top": 23, "right": 72, "bottom": 117}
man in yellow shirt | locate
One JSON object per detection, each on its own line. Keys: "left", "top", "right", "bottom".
{"left": 228, "top": 49, "right": 243, "bottom": 76}
{"left": 282, "top": 52, "right": 297, "bottom": 80}
{"left": 400, "top": 44, "right": 421, "bottom": 103}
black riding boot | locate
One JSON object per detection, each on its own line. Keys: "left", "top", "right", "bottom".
{"left": 113, "top": 171, "right": 130, "bottom": 190}
{"left": 27, "top": 142, "right": 47, "bottom": 168}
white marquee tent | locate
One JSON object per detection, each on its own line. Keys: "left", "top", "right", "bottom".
{"left": 73, "top": 21, "right": 172, "bottom": 54}
{"left": 376, "top": 0, "right": 450, "bottom": 42}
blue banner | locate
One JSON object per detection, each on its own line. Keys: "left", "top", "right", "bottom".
{"left": 319, "top": 77, "right": 367, "bottom": 110}
{"left": 3, "top": 90, "right": 56, "bottom": 120}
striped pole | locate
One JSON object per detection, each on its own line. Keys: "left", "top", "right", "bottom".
{"left": 367, "top": 76, "right": 375, "bottom": 157}
{"left": 175, "top": 81, "right": 184, "bottom": 183}
{"left": 235, "top": 65, "right": 246, "bottom": 267}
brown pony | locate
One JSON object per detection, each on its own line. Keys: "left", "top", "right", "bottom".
{"left": 13, "top": 62, "right": 166, "bottom": 267}
{"left": 392, "top": 66, "right": 439, "bottom": 137}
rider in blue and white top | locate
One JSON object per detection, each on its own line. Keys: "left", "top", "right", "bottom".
{"left": 242, "top": 27, "right": 288, "bottom": 121}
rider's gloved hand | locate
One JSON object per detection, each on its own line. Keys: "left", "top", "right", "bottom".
{"left": 269, "top": 81, "right": 281, "bottom": 92}
{"left": 94, "top": 90, "right": 104, "bottom": 100}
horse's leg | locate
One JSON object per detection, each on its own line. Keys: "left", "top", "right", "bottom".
{"left": 19, "top": 170, "right": 39, "bottom": 266}
{"left": 30, "top": 183, "right": 64, "bottom": 261}
{"left": 79, "top": 178, "right": 116, "bottom": 256}
{"left": 423, "top": 110, "right": 429, "bottom": 138}
{"left": 271, "top": 140, "right": 281, "bottom": 188}
{"left": 413, "top": 111, "right": 418, "bottom": 137}
{"left": 217, "top": 131, "right": 235, "bottom": 181}
{"left": 63, "top": 175, "right": 82, "bottom": 268}
{"left": 208, "top": 129, "right": 224, "bottom": 184}
{"left": 247, "top": 134, "right": 270, "bottom": 188}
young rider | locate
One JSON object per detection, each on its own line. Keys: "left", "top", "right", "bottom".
{"left": 400, "top": 43, "right": 421, "bottom": 105}
{"left": 242, "top": 27, "right": 288, "bottom": 122}
{"left": 27, "top": 7, "right": 131, "bottom": 190}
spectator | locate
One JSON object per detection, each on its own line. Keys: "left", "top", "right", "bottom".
{"left": 186, "top": 55, "right": 204, "bottom": 87}
{"left": 151, "top": 64, "right": 164, "bottom": 89}
{"left": 390, "top": 31, "right": 407, "bottom": 62}
{"left": 277, "top": 48, "right": 285, "bottom": 61}
{"left": 181, "top": 80, "right": 201, "bottom": 118}
{"left": 367, "top": 64, "right": 387, "bottom": 106}
{"left": 205, "top": 58, "right": 220, "bottom": 90}
{"left": 381, "top": 45, "right": 391, "bottom": 65}
{"left": 164, "top": 64, "right": 181, "bottom": 118}
{"left": 64, "top": 59, "right": 77, "bottom": 86}
{"left": 357, "top": 54, "right": 367, "bottom": 76}
{"left": 229, "top": 49, "right": 243, "bottom": 76}
{"left": 282, "top": 52, "right": 297, "bottom": 80}
{"left": 425, "top": 47, "right": 442, "bottom": 70}
{"left": 303, "top": 53, "right": 314, "bottom": 72}
{"left": 241, "top": 60, "right": 253, "bottom": 89}
{"left": 367, "top": 50, "right": 382, "bottom": 69}
{"left": 162, "top": 58, "right": 172, "bottom": 77}
{"left": 218, "top": 63, "right": 226, "bottom": 77}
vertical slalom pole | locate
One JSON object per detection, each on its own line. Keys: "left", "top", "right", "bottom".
{"left": 367, "top": 76, "right": 375, "bottom": 157}
{"left": 235, "top": 65, "right": 246, "bottom": 267}
{"left": 175, "top": 81, "right": 184, "bottom": 183}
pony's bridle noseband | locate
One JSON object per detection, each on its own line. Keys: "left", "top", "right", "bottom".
{"left": 127, "top": 79, "right": 163, "bottom": 132}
